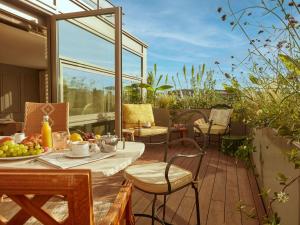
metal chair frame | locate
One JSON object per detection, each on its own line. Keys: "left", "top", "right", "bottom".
{"left": 193, "top": 104, "right": 233, "bottom": 148}
{"left": 131, "top": 110, "right": 207, "bottom": 225}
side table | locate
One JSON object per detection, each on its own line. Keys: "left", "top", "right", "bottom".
{"left": 122, "top": 129, "right": 135, "bottom": 141}
{"left": 221, "top": 135, "right": 246, "bottom": 155}
{"left": 170, "top": 127, "right": 188, "bottom": 144}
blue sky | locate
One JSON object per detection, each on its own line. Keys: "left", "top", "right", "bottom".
{"left": 112, "top": 0, "right": 269, "bottom": 89}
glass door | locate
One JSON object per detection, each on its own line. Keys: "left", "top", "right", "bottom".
{"left": 50, "top": 8, "right": 122, "bottom": 136}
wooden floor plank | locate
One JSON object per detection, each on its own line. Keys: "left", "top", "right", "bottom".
{"left": 206, "top": 153, "right": 227, "bottom": 225}
{"left": 247, "top": 168, "right": 267, "bottom": 225}
{"left": 225, "top": 156, "right": 242, "bottom": 225}
{"left": 206, "top": 200, "right": 225, "bottom": 225}
{"left": 189, "top": 149, "right": 220, "bottom": 225}
{"left": 211, "top": 153, "right": 227, "bottom": 202}
{"left": 237, "top": 162, "right": 259, "bottom": 225}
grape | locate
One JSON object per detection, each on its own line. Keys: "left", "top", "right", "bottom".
{"left": 0, "top": 142, "right": 44, "bottom": 157}
{"left": 36, "top": 149, "right": 42, "bottom": 155}
{"left": 4, "top": 141, "right": 14, "bottom": 148}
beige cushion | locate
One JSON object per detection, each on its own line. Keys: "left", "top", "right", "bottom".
{"left": 24, "top": 198, "right": 112, "bottom": 225}
{"left": 124, "top": 162, "right": 192, "bottom": 194}
{"left": 194, "top": 118, "right": 206, "bottom": 127}
{"left": 123, "top": 104, "right": 155, "bottom": 128}
{"left": 209, "top": 109, "right": 233, "bottom": 126}
{"left": 134, "top": 126, "right": 167, "bottom": 137}
{"left": 194, "top": 123, "right": 227, "bottom": 135}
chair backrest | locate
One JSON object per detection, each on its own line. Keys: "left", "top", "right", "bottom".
{"left": 209, "top": 104, "right": 233, "bottom": 127}
{"left": 0, "top": 169, "right": 94, "bottom": 225}
{"left": 23, "top": 102, "right": 69, "bottom": 136}
{"left": 122, "top": 104, "right": 155, "bottom": 128}
{"left": 166, "top": 110, "right": 207, "bottom": 161}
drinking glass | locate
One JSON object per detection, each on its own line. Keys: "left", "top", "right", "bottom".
{"left": 52, "top": 131, "right": 69, "bottom": 150}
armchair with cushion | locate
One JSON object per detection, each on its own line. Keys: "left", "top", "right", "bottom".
{"left": 122, "top": 104, "right": 168, "bottom": 144}
{"left": 194, "top": 104, "right": 233, "bottom": 147}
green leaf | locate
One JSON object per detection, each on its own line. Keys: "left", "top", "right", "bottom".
{"left": 191, "top": 65, "right": 195, "bottom": 78}
{"left": 201, "top": 64, "right": 205, "bottom": 76}
{"left": 183, "top": 65, "right": 187, "bottom": 87}
{"left": 276, "top": 172, "right": 288, "bottom": 185}
{"left": 156, "top": 85, "right": 173, "bottom": 91}
{"left": 172, "top": 76, "right": 177, "bottom": 90}
{"left": 165, "top": 74, "right": 169, "bottom": 84}
{"left": 156, "top": 74, "right": 163, "bottom": 87}
{"left": 139, "top": 83, "right": 154, "bottom": 92}
{"left": 223, "top": 84, "right": 237, "bottom": 93}
{"left": 249, "top": 74, "right": 259, "bottom": 85}
{"left": 278, "top": 54, "right": 300, "bottom": 77}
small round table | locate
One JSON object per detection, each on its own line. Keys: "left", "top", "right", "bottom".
{"left": 170, "top": 127, "right": 188, "bottom": 144}
{"left": 221, "top": 135, "right": 247, "bottom": 155}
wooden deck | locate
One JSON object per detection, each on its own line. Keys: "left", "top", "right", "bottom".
{"left": 132, "top": 144, "right": 266, "bottom": 225}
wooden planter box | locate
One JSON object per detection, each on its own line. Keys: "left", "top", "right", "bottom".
{"left": 252, "top": 128, "right": 300, "bottom": 225}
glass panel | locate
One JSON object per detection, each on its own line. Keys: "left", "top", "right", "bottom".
{"left": 57, "top": 1, "right": 85, "bottom": 13}
{"left": 61, "top": 65, "right": 115, "bottom": 116}
{"left": 81, "top": 0, "right": 97, "bottom": 9}
{"left": 58, "top": 20, "right": 114, "bottom": 70}
{"left": 70, "top": 121, "right": 114, "bottom": 136}
{"left": 123, "top": 49, "right": 142, "bottom": 77}
{"left": 122, "top": 79, "right": 142, "bottom": 104}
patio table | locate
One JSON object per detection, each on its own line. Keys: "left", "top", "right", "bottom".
{"left": 0, "top": 141, "right": 145, "bottom": 224}
{"left": 0, "top": 141, "right": 145, "bottom": 176}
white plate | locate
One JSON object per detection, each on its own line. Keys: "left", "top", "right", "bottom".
{"left": 0, "top": 151, "right": 50, "bottom": 161}
{"left": 64, "top": 152, "right": 93, "bottom": 158}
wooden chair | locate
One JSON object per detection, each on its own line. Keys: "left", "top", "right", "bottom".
{"left": 23, "top": 102, "right": 69, "bottom": 136}
{"left": 0, "top": 169, "right": 135, "bottom": 225}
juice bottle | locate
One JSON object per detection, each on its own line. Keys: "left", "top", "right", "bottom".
{"left": 41, "top": 115, "right": 52, "bottom": 148}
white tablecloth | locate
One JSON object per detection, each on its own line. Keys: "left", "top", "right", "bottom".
{"left": 0, "top": 142, "right": 145, "bottom": 177}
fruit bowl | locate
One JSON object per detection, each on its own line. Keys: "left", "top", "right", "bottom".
{"left": 0, "top": 135, "right": 47, "bottom": 160}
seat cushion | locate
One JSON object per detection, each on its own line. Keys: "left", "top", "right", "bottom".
{"left": 123, "top": 104, "right": 155, "bottom": 129}
{"left": 124, "top": 162, "right": 192, "bottom": 194}
{"left": 134, "top": 126, "right": 167, "bottom": 137}
{"left": 194, "top": 122, "right": 227, "bottom": 135}
{"left": 209, "top": 109, "right": 233, "bottom": 126}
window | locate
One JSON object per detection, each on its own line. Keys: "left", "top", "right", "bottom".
{"left": 122, "top": 49, "right": 142, "bottom": 77}
{"left": 61, "top": 65, "right": 115, "bottom": 116}
{"left": 58, "top": 20, "right": 115, "bottom": 70}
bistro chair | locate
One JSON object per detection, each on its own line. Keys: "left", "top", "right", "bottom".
{"left": 123, "top": 111, "right": 206, "bottom": 225}
{"left": 122, "top": 104, "right": 168, "bottom": 144}
{"left": 23, "top": 102, "right": 69, "bottom": 136}
{"left": 193, "top": 104, "right": 233, "bottom": 147}
{"left": 0, "top": 169, "right": 134, "bottom": 225}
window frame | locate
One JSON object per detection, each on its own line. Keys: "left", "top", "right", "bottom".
{"left": 51, "top": 7, "right": 122, "bottom": 136}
